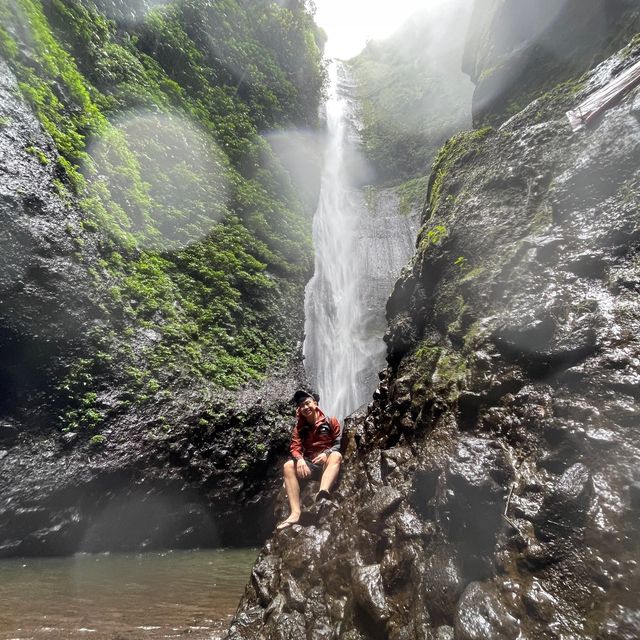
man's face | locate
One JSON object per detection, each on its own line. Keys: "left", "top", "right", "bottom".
{"left": 298, "top": 397, "right": 317, "bottom": 420}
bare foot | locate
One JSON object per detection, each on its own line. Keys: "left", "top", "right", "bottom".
{"left": 276, "top": 514, "right": 300, "bottom": 530}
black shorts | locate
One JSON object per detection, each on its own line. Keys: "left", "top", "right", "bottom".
{"left": 300, "top": 458, "right": 323, "bottom": 481}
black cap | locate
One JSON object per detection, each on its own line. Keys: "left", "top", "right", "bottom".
{"left": 292, "top": 389, "right": 317, "bottom": 406}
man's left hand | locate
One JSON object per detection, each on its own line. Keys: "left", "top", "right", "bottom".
{"left": 312, "top": 452, "right": 328, "bottom": 465}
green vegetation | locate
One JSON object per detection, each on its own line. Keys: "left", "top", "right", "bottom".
{"left": 427, "top": 127, "right": 492, "bottom": 216}
{"left": 1, "top": 0, "right": 326, "bottom": 434}
{"left": 396, "top": 176, "right": 428, "bottom": 216}
{"left": 25, "top": 144, "right": 49, "bottom": 164}
{"left": 350, "top": 9, "right": 472, "bottom": 182}
{"left": 89, "top": 434, "right": 107, "bottom": 447}
{"left": 417, "top": 224, "right": 448, "bottom": 252}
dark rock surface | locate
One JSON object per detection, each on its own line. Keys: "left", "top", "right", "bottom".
{"left": 0, "top": 57, "right": 307, "bottom": 556}
{"left": 227, "top": 38, "right": 640, "bottom": 639}
{"left": 463, "top": 0, "right": 640, "bottom": 126}
{"left": 0, "top": 58, "right": 93, "bottom": 423}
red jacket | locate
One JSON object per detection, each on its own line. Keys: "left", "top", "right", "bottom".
{"left": 290, "top": 407, "right": 342, "bottom": 461}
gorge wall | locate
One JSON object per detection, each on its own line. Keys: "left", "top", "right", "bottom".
{"left": 228, "top": 16, "right": 640, "bottom": 640}
{"left": 463, "top": 0, "right": 640, "bottom": 127}
{"left": 0, "top": 0, "right": 324, "bottom": 555}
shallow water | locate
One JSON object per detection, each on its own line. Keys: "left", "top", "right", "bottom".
{"left": 0, "top": 548, "right": 257, "bottom": 640}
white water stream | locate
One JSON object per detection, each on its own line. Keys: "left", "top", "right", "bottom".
{"left": 303, "top": 62, "right": 418, "bottom": 420}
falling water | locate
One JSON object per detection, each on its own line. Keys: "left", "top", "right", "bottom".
{"left": 304, "top": 62, "right": 418, "bottom": 420}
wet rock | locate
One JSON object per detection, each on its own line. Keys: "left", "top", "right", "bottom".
{"left": 421, "top": 547, "right": 465, "bottom": 622}
{"left": 445, "top": 437, "right": 513, "bottom": 576}
{"left": 281, "top": 528, "right": 329, "bottom": 577}
{"left": 597, "top": 605, "right": 640, "bottom": 640}
{"left": 435, "top": 626, "right": 454, "bottom": 640}
{"left": 351, "top": 564, "right": 390, "bottom": 624}
{"left": 566, "top": 252, "right": 608, "bottom": 279}
{"left": 357, "top": 486, "right": 404, "bottom": 532}
{"left": 0, "top": 422, "right": 18, "bottom": 444}
{"left": 229, "top": 37, "right": 640, "bottom": 640}
{"left": 535, "top": 463, "right": 592, "bottom": 541}
{"left": 59, "top": 431, "right": 78, "bottom": 448}
{"left": 263, "top": 593, "right": 286, "bottom": 621}
{"left": 629, "top": 482, "right": 640, "bottom": 510}
{"left": 392, "top": 504, "right": 432, "bottom": 540}
{"left": 251, "top": 554, "right": 281, "bottom": 607}
{"left": 522, "top": 578, "right": 557, "bottom": 622}
{"left": 454, "top": 582, "right": 519, "bottom": 640}
{"left": 271, "top": 610, "right": 306, "bottom": 640}
{"left": 283, "top": 574, "right": 306, "bottom": 612}
{"left": 386, "top": 313, "right": 418, "bottom": 364}
{"left": 520, "top": 541, "right": 559, "bottom": 571}
{"left": 380, "top": 546, "right": 415, "bottom": 595}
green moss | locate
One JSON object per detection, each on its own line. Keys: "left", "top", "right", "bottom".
{"left": 25, "top": 144, "right": 49, "bottom": 165}
{"left": 530, "top": 202, "right": 553, "bottom": 232}
{"left": 89, "top": 434, "right": 107, "bottom": 447}
{"left": 620, "top": 33, "right": 640, "bottom": 59}
{"left": 4, "top": 0, "right": 325, "bottom": 431}
{"left": 459, "top": 265, "right": 486, "bottom": 283}
{"left": 414, "top": 342, "right": 441, "bottom": 374}
{"left": 417, "top": 224, "right": 448, "bottom": 252}
{"left": 396, "top": 175, "right": 428, "bottom": 216}
{"left": 427, "top": 126, "right": 493, "bottom": 216}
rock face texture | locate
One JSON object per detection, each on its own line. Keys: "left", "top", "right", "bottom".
{"left": 0, "top": 57, "right": 308, "bottom": 556}
{"left": 463, "top": 0, "right": 640, "bottom": 126}
{"left": 0, "top": 58, "right": 93, "bottom": 425}
{"left": 227, "top": 39, "right": 640, "bottom": 640}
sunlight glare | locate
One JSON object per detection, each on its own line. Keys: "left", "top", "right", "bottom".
{"left": 314, "top": 0, "right": 458, "bottom": 59}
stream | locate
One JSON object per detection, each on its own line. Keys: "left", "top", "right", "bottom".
{"left": 0, "top": 548, "right": 257, "bottom": 640}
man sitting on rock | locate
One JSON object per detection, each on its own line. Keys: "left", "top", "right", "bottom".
{"left": 276, "top": 389, "right": 343, "bottom": 530}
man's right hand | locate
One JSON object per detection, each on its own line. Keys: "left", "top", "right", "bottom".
{"left": 296, "top": 459, "right": 311, "bottom": 479}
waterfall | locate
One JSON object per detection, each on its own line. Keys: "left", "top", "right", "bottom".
{"left": 303, "top": 61, "right": 418, "bottom": 420}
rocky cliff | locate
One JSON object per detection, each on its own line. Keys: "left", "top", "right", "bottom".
{"left": 227, "top": 33, "right": 640, "bottom": 640}
{"left": 0, "top": 0, "right": 324, "bottom": 556}
{"left": 463, "top": 0, "right": 640, "bottom": 127}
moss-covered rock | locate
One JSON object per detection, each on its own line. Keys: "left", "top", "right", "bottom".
{"left": 0, "top": 0, "right": 325, "bottom": 554}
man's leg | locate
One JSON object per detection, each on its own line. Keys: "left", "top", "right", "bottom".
{"left": 278, "top": 459, "right": 302, "bottom": 528}
{"left": 318, "top": 452, "right": 342, "bottom": 495}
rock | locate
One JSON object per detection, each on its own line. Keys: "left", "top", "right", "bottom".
{"left": 283, "top": 574, "right": 306, "bottom": 612}
{"left": 522, "top": 579, "right": 557, "bottom": 622}
{"left": 0, "top": 422, "right": 18, "bottom": 444}
{"left": 444, "top": 437, "right": 513, "bottom": 576}
{"left": 435, "top": 626, "right": 455, "bottom": 640}
{"left": 421, "top": 547, "right": 465, "bottom": 621}
{"left": 281, "top": 528, "right": 329, "bottom": 577}
{"left": 351, "top": 564, "right": 390, "bottom": 624}
{"left": 454, "top": 582, "right": 519, "bottom": 640}
{"left": 357, "top": 486, "right": 404, "bottom": 532}
{"left": 392, "top": 504, "right": 432, "bottom": 540}
{"left": 535, "top": 463, "right": 592, "bottom": 542}
{"left": 251, "top": 554, "right": 281, "bottom": 607}
{"left": 597, "top": 606, "right": 640, "bottom": 640}
{"left": 271, "top": 611, "right": 307, "bottom": 640}
{"left": 627, "top": 481, "right": 640, "bottom": 511}
{"left": 463, "top": 0, "right": 640, "bottom": 126}
{"left": 228, "top": 35, "right": 640, "bottom": 640}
